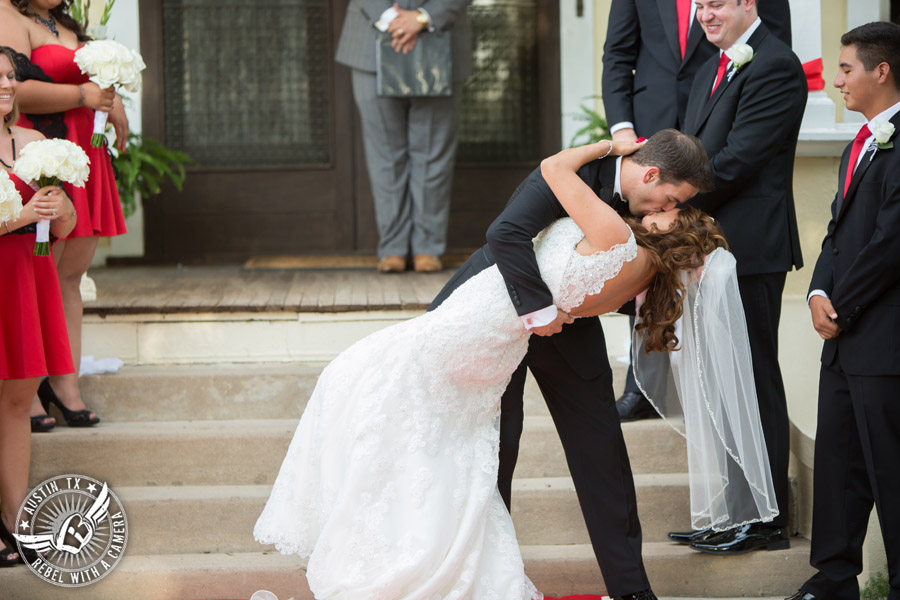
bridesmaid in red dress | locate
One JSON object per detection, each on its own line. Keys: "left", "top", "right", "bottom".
{"left": 0, "top": 46, "right": 76, "bottom": 566}
{"left": 0, "top": 0, "right": 131, "bottom": 430}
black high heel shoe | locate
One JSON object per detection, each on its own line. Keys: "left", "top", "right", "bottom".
{"left": 0, "top": 511, "right": 39, "bottom": 566}
{"left": 30, "top": 412, "right": 56, "bottom": 433}
{"left": 38, "top": 378, "right": 100, "bottom": 427}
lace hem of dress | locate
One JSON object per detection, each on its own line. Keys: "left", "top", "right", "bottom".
{"left": 558, "top": 230, "right": 638, "bottom": 312}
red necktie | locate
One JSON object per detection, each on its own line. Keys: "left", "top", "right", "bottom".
{"left": 710, "top": 53, "right": 730, "bottom": 97}
{"left": 844, "top": 124, "right": 871, "bottom": 197}
{"left": 677, "top": 0, "right": 691, "bottom": 59}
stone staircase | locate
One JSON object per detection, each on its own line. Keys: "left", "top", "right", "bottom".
{"left": 6, "top": 362, "right": 814, "bottom": 599}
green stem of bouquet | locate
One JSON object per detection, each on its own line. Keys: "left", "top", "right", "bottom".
{"left": 91, "top": 132, "right": 108, "bottom": 148}
{"left": 32, "top": 175, "right": 61, "bottom": 256}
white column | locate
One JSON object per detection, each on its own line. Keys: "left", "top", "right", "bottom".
{"left": 560, "top": 0, "right": 595, "bottom": 147}
{"left": 789, "top": 0, "right": 835, "bottom": 130}
{"left": 844, "top": 0, "right": 890, "bottom": 123}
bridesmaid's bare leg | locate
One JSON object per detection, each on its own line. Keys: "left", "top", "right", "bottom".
{"left": 0, "top": 377, "right": 40, "bottom": 555}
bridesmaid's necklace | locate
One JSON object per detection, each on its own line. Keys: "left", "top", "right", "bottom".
{"left": 0, "top": 128, "right": 15, "bottom": 169}
{"left": 34, "top": 12, "right": 59, "bottom": 37}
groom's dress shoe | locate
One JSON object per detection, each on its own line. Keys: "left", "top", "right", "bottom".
{"left": 616, "top": 391, "right": 660, "bottom": 422}
{"left": 613, "top": 589, "right": 657, "bottom": 600}
{"left": 785, "top": 592, "right": 817, "bottom": 600}
{"left": 690, "top": 523, "right": 790, "bottom": 555}
{"left": 667, "top": 527, "right": 718, "bottom": 545}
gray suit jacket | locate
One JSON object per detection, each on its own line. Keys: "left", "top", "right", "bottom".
{"left": 336, "top": 0, "right": 473, "bottom": 81}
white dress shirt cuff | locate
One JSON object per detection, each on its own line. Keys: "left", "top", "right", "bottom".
{"left": 609, "top": 121, "right": 635, "bottom": 135}
{"left": 521, "top": 305, "right": 558, "bottom": 330}
{"left": 808, "top": 289, "right": 829, "bottom": 306}
{"left": 375, "top": 6, "right": 400, "bottom": 31}
{"left": 417, "top": 7, "right": 435, "bottom": 32}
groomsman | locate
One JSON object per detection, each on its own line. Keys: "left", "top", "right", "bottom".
{"left": 601, "top": 0, "right": 791, "bottom": 421}
{"left": 668, "top": 0, "right": 807, "bottom": 553}
{"left": 787, "top": 22, "right": 900, "bottom": 600}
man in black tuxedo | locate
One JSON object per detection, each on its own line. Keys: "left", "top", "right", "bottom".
{"left": 665, "top": 0, "right": 807, "bottom": 554}
{"left": 601, "top": 0, "right": 791, "bottom": 421}
{"left": 786, "top": 22, "right": 900, "bottom": 600}
{"left": 429, "top": 130, "right": 712, "bottom": 600}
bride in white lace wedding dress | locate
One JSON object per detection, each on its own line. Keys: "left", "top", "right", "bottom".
{"left": 255, "top": 215, "right": 636, "bottom": 600}
{"left": 254, "top": 138, "right": 769, "bottom": 600}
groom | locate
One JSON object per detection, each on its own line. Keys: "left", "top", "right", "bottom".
{"left": 787, "top": 22, "right": 900, "bottom": 600}
{"left": 430, "top": 129, "right": 712, "bottom": 600}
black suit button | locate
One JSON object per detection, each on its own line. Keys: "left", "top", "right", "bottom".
{"left": 677, "top": 73, "right": 685, "bottom": 81}
{"left": 833, "top": 248, "right": 839, "bottom": 255}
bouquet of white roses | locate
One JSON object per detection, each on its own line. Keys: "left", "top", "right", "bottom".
{"left": 13, "top": 139, "right": 90, "bottom": 255}
{"left": 0, "top": 169, "right": 24, "bottom": 224}
{"left": 74, "top": 39, "right": 146, "bottom": 147}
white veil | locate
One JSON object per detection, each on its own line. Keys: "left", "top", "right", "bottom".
{"left": 632, "top": 248, "right": 778, "bottom": 531}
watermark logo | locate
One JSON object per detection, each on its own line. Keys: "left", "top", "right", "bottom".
{"left": 13, "top": 474, "right": 128, "bottom": 587}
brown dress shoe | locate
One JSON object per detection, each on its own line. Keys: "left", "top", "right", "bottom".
{"left": 377, "top": 255, "right": 407, "bottom": 273}
{"left": 413, "top": 254, "right": 442, "bottom": 272}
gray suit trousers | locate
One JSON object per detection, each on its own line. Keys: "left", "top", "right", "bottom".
{"left": 351, "top": 69, "right": 462, "bottom": 258}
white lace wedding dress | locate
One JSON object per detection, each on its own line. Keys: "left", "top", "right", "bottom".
{"left": 254, "top": 218, "right": 637, "bottom": 600}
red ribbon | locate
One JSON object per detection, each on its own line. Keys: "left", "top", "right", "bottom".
{"left": 803, "top": 58, "right": 825, "bottom": 91}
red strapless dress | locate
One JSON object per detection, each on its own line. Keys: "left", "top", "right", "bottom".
{"left": 17, "top": 44, "right": 126, "bottom": 239}
{"left": 0, "top": 173, "right": 74, "bottom": 379}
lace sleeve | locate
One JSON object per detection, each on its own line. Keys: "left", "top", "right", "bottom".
{"left": 556, "top": 231, "right": 638, "bottom": 312}
{"left": 8, "top": 48, "right": 68, "bottom": 140}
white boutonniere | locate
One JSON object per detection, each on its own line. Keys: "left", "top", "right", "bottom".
{"left": 870, "top": 120, "right": 895, "bottom": 150}
{"left": 726, "top": 44, "right": 755, "bottom": 82}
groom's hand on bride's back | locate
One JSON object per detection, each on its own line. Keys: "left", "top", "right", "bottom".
{"left": 531, "top": 310, "right": 575, "bottom": 337}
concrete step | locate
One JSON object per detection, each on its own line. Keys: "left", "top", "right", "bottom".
{"left": 29, "top": 418, "right": 686, "bottom": 488}
{"left": 106, "top": 477, "right": 693, "bottom": 556}
{"left": 2, "top": 542, "right": 813, "bottom": 599}
{"left": 76, "top": 363, "right": 634, "bottom": 422}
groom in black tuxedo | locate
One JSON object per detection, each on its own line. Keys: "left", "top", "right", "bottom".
{"left": 787, "top": 22, "right": 900, "bottom": 600}
{"left": 430, "top": 130, "right": 712, "bottom": 600}
{"left": 601, "top": 0, "right": 791, "bottom": 422}
{"left": 668, "top": 0, "right": 807, "bottom": 554}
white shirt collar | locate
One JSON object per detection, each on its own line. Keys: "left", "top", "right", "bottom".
{"left": 720, "top": 17, "right": 762, "bottom": 60}
{"left": 614, "top": 156, "right": 623, "bottom": 199}
{"left": 867, "top": 99, "right": 900, "bottom": 127}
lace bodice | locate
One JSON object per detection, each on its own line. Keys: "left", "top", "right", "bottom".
{"left": 254, "top": 216, "right": 637, "bottom": 599}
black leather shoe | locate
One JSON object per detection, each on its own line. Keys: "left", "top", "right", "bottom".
{"left": 667, "top": 526, "right": 718, "bottom": 545}
{"left": 785, "top": 591, "right": 817, "bottom": 600}
{"left": 616, "top": 391, "right": 660, "bottom": 422}
{"left": 614, "top": 589, "right": 657, "bottom": 600}
{"left": 690, "top": 523, "right": 790, "bottom": 555}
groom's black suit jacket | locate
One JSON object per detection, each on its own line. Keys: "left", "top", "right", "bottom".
{"left": 684, "top": 23, "right": 806, "bottom": 276}
{"left": 602, "top": 0, "right": 791, "bottom": 137}
{"left": 430, "top": 157, "right": 625, "bottom": 379}
{"left": 809, "top": 110, "right": 900, "bottom": 375}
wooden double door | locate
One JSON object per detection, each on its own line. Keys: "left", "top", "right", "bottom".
{"left": 139, "top": 0, "right": 561, "bottom": 262}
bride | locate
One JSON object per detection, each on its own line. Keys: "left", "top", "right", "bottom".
{"left": 255, "top": 136, "right": 773, "bottom": 599}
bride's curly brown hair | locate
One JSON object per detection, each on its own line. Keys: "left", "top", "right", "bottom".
{"left": 627, "top": 205, "right": 728, "bottom": 353}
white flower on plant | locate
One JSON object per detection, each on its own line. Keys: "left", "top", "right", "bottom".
{"left": 0, "top": 170, "right": 24, "bottom": 223}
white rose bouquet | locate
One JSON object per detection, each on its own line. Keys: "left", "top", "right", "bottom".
{"left": 13, "top": 139, "right": 90, "bottom": 255}
{"left": 0, "top": 169, "right": 24, "bottom": 224}
{"left": 74, "top": 40, "right": 146, "bottom": 147}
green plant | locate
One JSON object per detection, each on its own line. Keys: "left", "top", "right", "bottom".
{"left": 70, "top": 0, "right": 116, "bottom": 30}
{"left": 861, "top": 566, "right": 890, "bottom": 600}
{"left": 569, "top": 99, "right": 610, "bottom": 147}
{"left": 111, "top": 133, "right": 192, "bottom": 218}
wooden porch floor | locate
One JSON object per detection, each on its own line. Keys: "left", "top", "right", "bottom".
{"left": 84, "top": 265, "right": 456, "bottom": 316}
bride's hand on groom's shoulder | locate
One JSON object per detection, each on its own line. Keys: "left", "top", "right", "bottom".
{"left": 608, "top": 138, "right": 646, "bottom": 158}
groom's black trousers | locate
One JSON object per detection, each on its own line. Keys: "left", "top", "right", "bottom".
{"left": 429, "top": 248, "right": 649, "bottom": 597}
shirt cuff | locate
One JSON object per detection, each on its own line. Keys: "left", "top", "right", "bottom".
{"left": 808, "top": 289, "right": 829, "bottom": 306}
{"left": 521, "top": 305, "right": 558, "bottom": 330}
{"left": 609, "top": 121, "right": 635, "bottom": 135}
{"left": 375, "top": 6, "right": 399, "bottom": 31}
{"left": 417, "top": 7, "right": 435, "bottom": 32}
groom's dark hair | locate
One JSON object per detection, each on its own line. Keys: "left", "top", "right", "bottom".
{"left": 842, "top": 22, "right": 900, "bottom": 90}
{"left": 629, "top": 129, "right": 714, "bottom": 193}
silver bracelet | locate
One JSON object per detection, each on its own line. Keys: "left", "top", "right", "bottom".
{"left": 600, "top": 139, "right": 613, "bottom": 160}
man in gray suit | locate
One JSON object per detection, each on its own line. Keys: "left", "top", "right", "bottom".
{"left": 337, "top": 1, "right": 472, "bottom": 272}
